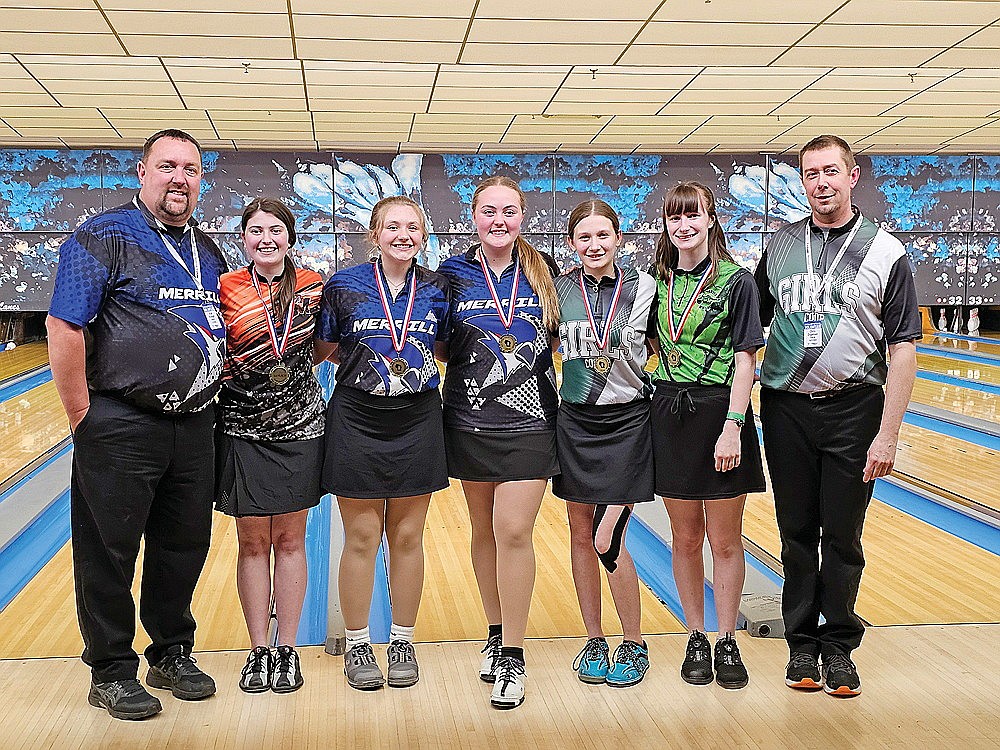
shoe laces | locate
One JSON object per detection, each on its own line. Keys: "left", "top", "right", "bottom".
{"left": 349, "top": 642, "right": 377, "bottom": 666}
{"left": 481, "top": 634, "right": 502, "bottom": 656}
{"left": 388, "top": 640, "right": 415, "bottom": 664}
{"left": 573, "top": 637, "right": 608, "bottom": 670}
{"left": 824, "top": 653, "right": 855, "bottom": 674}
{"left": 612, "top": 640, "right": 646, "bottom": 667}
{"left": 685, "top": 632, "right": 710, "bottom": 660}
{"left": 788, "top": 652, "right": 818, "bottom": 670}
{"left": 494, "top": 656, "right": 525, "bottom": 688}
{"left": 161, "top": 650, "right": 201, "bottom": 677}
{"left": 715, "top": 637, "right": 741, "bottom": 666}
{"left": 242, "top": 647, "right": 270, "bottom": 678}
{"left": 274, "top": 646, "right": 295, "bottom": 674}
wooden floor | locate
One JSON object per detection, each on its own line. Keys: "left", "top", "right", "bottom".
{"left": 0, "top": 380, "right": 69, "bottom": 482}
{"left": 924, "top": 332, "right": 1000, "bottom": 357}
{"left": 917, "top": 351, "right": 1000, "bottom": 386}
{"left": 2, "top": 624, "right": 997, "bottom": 749}
{"left": 2, "top": 335, "right": 999, "bottom": 746}
{"left": 909, "top": 378, "right": 996, "bottom": 424}
{"left": 0, "top": 340, "right": 48, "bottom": 380}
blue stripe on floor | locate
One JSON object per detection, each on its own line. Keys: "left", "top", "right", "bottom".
{"left": 918, "top": 344, "right": 1000, "bottom": 367}
{"left": 627, "top": 514, "right": 717, "bottom": 632}
{"left": 916, "top": 370, "right": 1000, "bottom": 396}
{"left": 873, "top": 480, "right": 1000, "bottom": 556}
{"left": 0, "top": 368, "right": 52, "bottom": 404}
{"left": 297, "top": 495, "right": 332, "bottom": 646}
{"left": 0, "top": 488, "right": 71, "bottom": 612}
{"left": 370, "top": 538, "right": 392, "bottom": 643}
{"left": 902, "top": 411, "right": 1000, "bottom": 451}
{"left": 0, "top": 442, "right": 72, "bottom": 507}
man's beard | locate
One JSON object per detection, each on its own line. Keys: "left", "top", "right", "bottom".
{"left": 158, "top": 190, "right": 190, "bottom": 219}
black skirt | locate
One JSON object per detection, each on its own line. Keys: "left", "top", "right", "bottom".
{"left": 445, "top": 427, "right": 559, "bottom": 482}
{"left": 553, "top": 400, "right": 654, "bottom": 505}
{"left": 215, "top": 432, "right": 323, "bottom": 517}
{"left": 651, "top": 381, "right": 766, "bottom": 500}
{"left": 322, "top": 386, "right": 448, "bottom": 499}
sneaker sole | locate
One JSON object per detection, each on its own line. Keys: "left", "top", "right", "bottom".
{"left": 577, "top": 672, "right": 607, "bottom": 685}
{"left": 88, "top": 693, "right": 161, "bottom": 721}
{"left": 345, "top": 674, "right": 384, "bottom": 690}
{"left": 786, "top": 677, "right": 824, "bottom": 690}
{"left": 681, "top": 672, "right": 714, "bottom": 686}
{"left": 490, "top": 696, "right": 524, "bottom": 710}
{"left": 717, "top": 677, "right": 749, "bottom": 690}
{"left": 271, "top": 680, "right": 304, "bottom": 694}
{"left": 824, "top": 684, "right": 861, "bottom": 697}
{"left": 388, "top": 673, "right": 419, "bottom": 688}
{"left": 606, "top": 675, "right": 645, "bottom": 688}
{"left": 144, "top": 673, "right": 216, "bottom": 700}
{"left": 239, "top": 682, "right": 271, "bottom": 694}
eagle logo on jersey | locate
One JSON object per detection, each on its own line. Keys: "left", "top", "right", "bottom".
{"left": 465, "top": 314, "right": 537, "bottom": 383}
{"left": 361, "top": 335, "right": 425, "bottom": 396}
{"left": 163, "top": 303, "right": 225, "bottom": 410}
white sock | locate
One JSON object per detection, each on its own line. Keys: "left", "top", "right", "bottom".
{"left": 716, "top": 632, "right": 735, "bottom": 643}
{"left": 390, "top": 623, "right": 415, "bottom": 643}
{"left": 346, "top": 627, "right": 370, "bottom": 652}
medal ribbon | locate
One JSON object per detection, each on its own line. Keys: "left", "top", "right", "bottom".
{"left": 666, "top": 261, "right": 713, "bottom": 343}
{"left": 579, "top": 267, "right": 624, "bottom": 352}
{"left": 373, "top": 260, "right": 417, "bottom": 354}
{"left": 250, "top": 267, "right": 296, "bottom": 360}
{"left": 479, "top": 250, "right": 521, "bottom": 330}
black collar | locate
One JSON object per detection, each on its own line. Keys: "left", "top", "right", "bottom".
{"left": 809, "top": 206, "right": 861, "bottom": 237}
{"left": 671, "top": 255, "right": 711, "bottom": 276}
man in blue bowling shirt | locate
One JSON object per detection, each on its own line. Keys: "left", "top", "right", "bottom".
{"left": 46, "top": 129, "right": 227, "bottom": 720}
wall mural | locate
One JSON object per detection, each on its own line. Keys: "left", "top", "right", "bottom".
{"left": 0, "top": 149, "right": 996, "bottom": 311}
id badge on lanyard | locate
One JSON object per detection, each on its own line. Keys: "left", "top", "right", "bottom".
{"left": 802, "top": 221, "right": 860, "bottom": 349}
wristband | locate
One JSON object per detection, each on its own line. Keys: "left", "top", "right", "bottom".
{"left": 725, "top": 411, "right": 746, "bottom": 427}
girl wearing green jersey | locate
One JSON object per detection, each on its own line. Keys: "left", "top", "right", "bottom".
{"left": 650, "top": 182, "right": 765, "bottom": 691}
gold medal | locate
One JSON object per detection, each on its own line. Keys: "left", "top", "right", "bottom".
{"left": 666, "top": 348, "right": 682, "bottom": 368}
{"left": 268, "top": 363, "right": 291, "bottom": 386}
{"left": 594, "top": 355, "right": 612, "bottom": 374}
{"left": 498, "top": 334, "right": 518, "bottom": 353}
{"left": 389, "top": 357, "right": 408, "bottom": 376}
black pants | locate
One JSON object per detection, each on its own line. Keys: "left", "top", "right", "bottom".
{"left": 760, "top": 385, "right": 883, "bottom": 658}
{"left": 71, "top": 393, "right": 214, "bottom": 683}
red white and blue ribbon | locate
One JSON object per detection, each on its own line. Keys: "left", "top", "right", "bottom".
{"left": 479, "top": 251, "right": 521, "bottom": 330}
{"left": 373, "top": 260, "right": 417, "bottom": 354}
{"left": 250, "top": 267, "right": 295, "bottom": 360}
{"left": 578, "top": 266, "right": 624, "bottom": 352}
{"left": 666, "top": 261, "right": 713, "bottom": 343}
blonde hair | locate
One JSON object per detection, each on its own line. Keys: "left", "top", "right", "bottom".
{"left": 367, "top": 196, "right": 427, "bottom": 259}
{"left": 472, "top": 176, "right": 559, "bottom": 333}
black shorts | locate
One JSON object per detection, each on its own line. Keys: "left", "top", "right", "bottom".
{"left": 215, "top": 432, "right": 323, "bottom": 517}
{"left": 445, "top": 427, "right": 558, "bottom": 482}
{"left": 651, "top": 381, "right": 766, "bottom": 500}
{"left": 322, "top": 386, "right": 448, "bottom": 499}
{"left": 553, "top": 400, "right": 654, "bottom": 505}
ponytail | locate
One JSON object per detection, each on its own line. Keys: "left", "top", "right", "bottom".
{"left": 515, "top": 236, "right": 559, "bottom": 334}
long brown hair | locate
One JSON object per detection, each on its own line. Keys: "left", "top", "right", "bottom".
{"left": 472, "top": 175, "right": 559, "bottom": 333}
{"left": 566, "top": 198, "right": 621, "bottom": 237}
{"left": 241, "top": 197, "right": 298, "bottom": 319}
{"left": 367, "top": 195, "right": 427, "bottom": 260}
{"left": 654, "top": 181, "right": 733, "bottom": 286}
